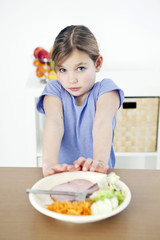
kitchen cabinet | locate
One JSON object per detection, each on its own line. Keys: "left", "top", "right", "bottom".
{"left": 25, "top": 71, "right": 160, "bottom": 169}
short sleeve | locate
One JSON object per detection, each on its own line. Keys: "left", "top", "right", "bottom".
{"left": 98, "top": 79, "right": 124, "bottom": 109}
{"left": 36, "top": 80, "right": 62, "bottom": 114}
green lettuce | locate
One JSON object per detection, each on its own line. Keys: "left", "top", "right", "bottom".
{"left": 90, "top": 173, "right": 126, "bottom": 205}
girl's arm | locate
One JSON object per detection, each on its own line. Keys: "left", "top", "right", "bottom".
{"left": 92, "top": 90, "right": 120, "bottom": 170}
{"left": 42, "top": 95, "right": 82, "bottom": 176}
{"left": 42, "top": 95, "right": 64, "bottom": 176}
{"left": 74, "top": 90, "right": 120, "bottom": 173}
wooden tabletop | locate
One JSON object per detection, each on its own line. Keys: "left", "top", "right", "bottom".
{"left": 0, "top": 168, "right": 160, "bottom": 240}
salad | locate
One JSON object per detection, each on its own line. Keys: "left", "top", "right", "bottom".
{"left": 89, "top": 172, "right": 126, "bottom": 215}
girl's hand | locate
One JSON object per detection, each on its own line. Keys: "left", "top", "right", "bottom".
{"left": 42, "top": 163, "right": 81, "bottom": 177}
{"left": 74, "top": 157, "right": 109, "bottom": 174}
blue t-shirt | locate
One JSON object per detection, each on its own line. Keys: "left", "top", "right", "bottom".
{"left": 36, "top": 79, "right": 124, "bottom": 168}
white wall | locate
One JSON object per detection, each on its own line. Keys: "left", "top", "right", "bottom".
{"left": 0, "top": 0, "right": 160, "bottom": 166}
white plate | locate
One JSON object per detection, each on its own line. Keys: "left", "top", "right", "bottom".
{"left": 28, "top": 171, "right": 131, "bottom": 224}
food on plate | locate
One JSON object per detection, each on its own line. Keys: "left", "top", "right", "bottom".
{"left": 91, "top": 199, "right": 113, "bottom": 215}
{"left": 90, "top": 173, "right": 126, "bottom": 215}
{"left": 47, "top": 200, "right": 92, "bottom": 216}
{"left": 50, "top": 179, "right": 95, "bottom": 201}
{"left": 46, "top": 173, "right": 126, "bottom": 216}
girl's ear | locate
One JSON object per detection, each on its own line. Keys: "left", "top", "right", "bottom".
{"left": 95, "top": 55, "right": 103, "bottom": 72}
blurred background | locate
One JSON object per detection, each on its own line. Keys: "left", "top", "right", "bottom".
{"left": 0, "top": 0, "right": 160, "bottom": 167}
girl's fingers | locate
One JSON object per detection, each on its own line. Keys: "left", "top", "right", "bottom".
{"left": 52, "top": 164, "right": 68, "bottom": 173}
{"left": 43, "top": 163, "right": 83, "bottom": 177}
{"left": 74, "top": 158, "right": 108, "bottom": 173}
{"left": 67, "top": 165, "right": 81, "bottom": 172}
{"left": 43, "top": 164, "right": 68, "bottom": 176}
{"left": 43, "top": 168, "right": 55, "bottom": 177}
{"left": 42, "top": 160, "right": 108, "bottom": 177}
{"left": 48, "top": 169, "right": 55, "bottom": 175}
{"left": 90, "top": 160, "right": 108, "bottom": 173}
{"left": 82, "top": 158, "right": 93, "bottom": 171}
{"left": 73, "top": 156, "right": 86, "bottom": 169}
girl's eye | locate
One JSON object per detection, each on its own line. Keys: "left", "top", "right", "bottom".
{"left": 77, "top": 66, "right": 85, "bottom": 71}
{"left": 59, "top": 68, "right": 66, "bottom": 73}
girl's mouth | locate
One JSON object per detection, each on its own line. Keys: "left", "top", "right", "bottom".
{"left": 69, "top": 87, "right": 81, "bottom": 91}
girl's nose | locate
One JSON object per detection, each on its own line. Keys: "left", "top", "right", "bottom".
{"left": 68, "top": 72, "right": 78, "bottom": 83}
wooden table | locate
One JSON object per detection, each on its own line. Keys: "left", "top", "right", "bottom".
{"left": 0, "top": 168, "right": 160, "bottom": 240}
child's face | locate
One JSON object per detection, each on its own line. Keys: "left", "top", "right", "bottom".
{"left": 56, "top": 49, "right": 103, "bottom": 105}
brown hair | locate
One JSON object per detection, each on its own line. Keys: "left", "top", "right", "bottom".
{"left": 52, "top": 25, "right": 100, "bottom": 70}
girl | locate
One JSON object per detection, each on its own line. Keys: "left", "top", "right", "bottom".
{"left": 37, "top": 25, "right": 124, "bottom": 177}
